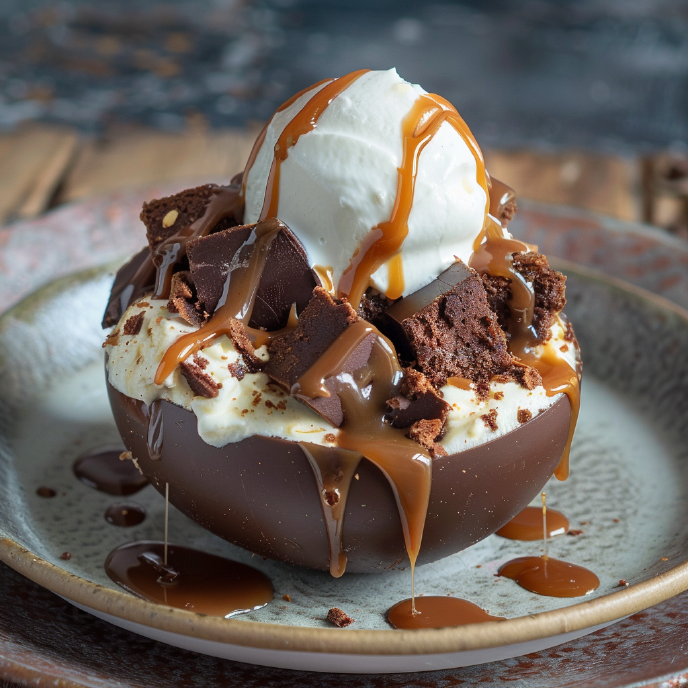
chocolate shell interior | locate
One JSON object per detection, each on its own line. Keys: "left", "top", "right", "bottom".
{"left": 107, "top": 381, "right": 571, "bottom": 573}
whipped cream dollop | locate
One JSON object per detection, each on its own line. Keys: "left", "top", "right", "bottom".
{"left": 105, "top": 301, "right": 576, "bottom": 454}
{"left": 243, "top": 68, "right": 487, "bottom": 299}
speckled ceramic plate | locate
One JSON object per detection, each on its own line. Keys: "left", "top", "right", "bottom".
{"left": 2, "top": 208, "right": 688, "bottom": 675}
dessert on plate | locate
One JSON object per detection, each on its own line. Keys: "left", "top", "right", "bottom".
{"left": 103, "top": 68, "right": 580, "bottom": 578}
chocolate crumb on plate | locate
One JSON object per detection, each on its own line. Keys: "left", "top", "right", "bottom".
{"left": 618, "top": 579, "right": 629, "bottom": 587}
{"left": 59, "top": 552, "right": 72, "bottom": 561}
{"left": 568, "top": 529, "right": 584, "bottom": 536}
{"left": 327, "top": 607, "right": 354, "bottom": 628}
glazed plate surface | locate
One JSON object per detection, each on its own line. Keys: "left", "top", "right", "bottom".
{"left": 1, "top": 257, "right": 688, "bottom": 673}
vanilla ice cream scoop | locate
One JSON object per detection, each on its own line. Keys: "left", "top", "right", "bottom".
{"left": 242, "top": 68, "right": 488, "bottom": 303}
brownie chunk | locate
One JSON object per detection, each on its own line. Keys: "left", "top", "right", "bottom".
{"left": 266, "top": 288, "right": 374, "bottom": 427}
{"left": 512, "top": 252, "right": 566, "bottom": 342}
{"left": 179, "top": 361, "right": 220, "bottom": 398}
{"left": 186, "top": 220, "right": 319, "bottom": 331}
{"left": 481, "top": 253, "right": 566, "bottom": 342}
{"left": 386, "top": 368, "right": 449, "bottom": 432}
{"left": 407, "top": 419, "right": 447, "bottom": 458}
{"left": 167, "top": 271, "right": 204, "bottom": 326}
{"left": 381, "top": 261, "right": 523, "bottom": 395}
{"left": 140, "top": 184, "right": 239, "bottom": 253}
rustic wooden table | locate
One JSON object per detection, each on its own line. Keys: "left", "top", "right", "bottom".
{"left": 1, "top": 125, "right": 687, "bottom": 687}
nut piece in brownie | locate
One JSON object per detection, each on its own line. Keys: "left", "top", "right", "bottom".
{"left": 481, "top": 252, "right": 566, "bottom": 342}
{"left": 185, "top": 219, "right": 319, "bottom": 331}
{"left": 380, "top": 260, "right": 537, "bottom": 397}
{"left": 265, "top": 287, "right": 375, "bottom": 427}
{"left": 140, "top": 183, "right": 239, "bottom": 253}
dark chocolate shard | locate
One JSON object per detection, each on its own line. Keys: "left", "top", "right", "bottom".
{"left": 140, "top": 184, "right": 239, "bottom": 254}
{"left": 102, "top": 247, "right": 155, "bottom": 328}
{"left": 380, "top": 260, "right": 523, "bottom": 394}
{"left": 266, "top": 288, "right": 374, "bottom": 427}
{"left": 179, "top": 361, "right": 220, "bottom": 398}
{"left": 186, "top": 221, "right": 319, "bottom": 331}
{"left": 386, "top": 368, "right": 449, "bottom": 431}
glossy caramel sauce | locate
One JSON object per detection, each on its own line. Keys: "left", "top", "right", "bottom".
{"left": 299, "top": 442, "right": 361, "bottom": 578}
{"left": 259, "top": 70, "right": 370, "bottom": 221}
{"left": 105, "top": 503, "right": 146, "bottom": 527}
{"left": 388, "top": 596, "right": 504, "bottom": 630}
{"left": 73, "top": 447, "right": 149, "bottom": 495}
{"left": 105, "top": 541, "right": 273, "bottom": 616}
{"left": 496, "top": 505, "right": 569, "bottom": 541}
{"left": 338, "top": 92, "right": 490, "bottom": 309}
{"left": 498, "top": 556, "right": 599, "bottom": 598}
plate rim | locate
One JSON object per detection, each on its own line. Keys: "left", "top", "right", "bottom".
{"left": 2, "top": 260, "right": 688, "bottom": 657}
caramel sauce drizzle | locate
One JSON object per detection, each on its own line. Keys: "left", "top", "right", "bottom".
{"left": 296, "top": 326, "right": 432, "bottom": 604}
{"left": 337, "top": 91, "right": 490, "bottom": 309}
{"left": 154, "top": 218, "right": 284, "bottom": 385}
{"left": 258, "top": 70, "right": 370, "bottom": 222}
{"left": 299, "top": 443, "right": 361, "bottom": 578}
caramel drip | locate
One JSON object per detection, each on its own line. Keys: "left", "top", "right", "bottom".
{"left": 338, "top": 92, "right": 490, "bottom": 309}
{"left": 496, "top": 505, "right": 569, "bottom": 541}
{"left": 153, "top": 184, "right": 243, "bottom": 300}
{"left": 446, "top": 376, "right": 475, "bottom": 391}
{"left": 313, "top": 265, "right": 335, "bottom": 295}
{"left": 259, "top": 70, "right": 370, "bottom": 222}
{"left": 388, "top": 596, "right": 505, "bottom": 629}
{"left": 294, "top": 320, "right": 375, "bottom": 398}
{"left": 299, "top": 443, "right": 362, "bottom": 577}
{"left": 245, "top": 302, "right": 299, "bottom": 349}
{"left": 241, "top": 79, "right": 333, "bottom": 200}
{"left": 154, "top": 219, "right": 283, "bottom": 384}
{"left": 498, "top": 556, "right": 599, "bottom": 598}
{"left": 105, "top": 541, "right": 273, "bottom": 616}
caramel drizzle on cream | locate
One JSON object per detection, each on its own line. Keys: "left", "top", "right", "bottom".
{"left": 337, "top": 92, "right": 490, "bottom": 309}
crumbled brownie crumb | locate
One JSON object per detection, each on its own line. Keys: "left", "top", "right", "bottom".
{"left": 282, "top": 594, "right": 292, "bottom": 602}
{"left": 517, "top": 408, "right": 532, "bottom": 424}
{"left": 227, "top": 361, "right": 246, "bottom": 380}
{"left": 228, "top": 318, "right": 263, "bottom": 372}
{"left": 481, "top": 408, "right": 498, "bottom": 431}
{"left": 564, "top": 321, "right": 575, "bottom": 342}
{"left": 493, "top": 391, "right": 504, "bottom": 400}
{"left": 618, "top": 579, "right": 629, "bottom": 587}
{"left": 327, "top": 607, "right": 354, "bottom": 628}
{"left": 324, "top": 433, "right": 336, "bottom": 443}
{"left": 180, "top": 361, "right": 221, "bottom": 398}
{"left": 324, "top": 489, "right": 339, "bottom": 506}
{"left": 59, "top": 552, "right": 72, "bottom": 561}
{"left": 567, "top": 529, "right": 584, "bottom": 536}
{"left": 407, "top": 419, "right": 447, "bottom": 457}
{"left": 167, "top": 271, "right": 205, "bottom": 327}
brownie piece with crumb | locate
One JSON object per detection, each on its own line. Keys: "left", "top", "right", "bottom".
{"left": 140, "top": 184, "right": 239, "bottom": 253}
{"left": 386, "top": 368, "right": 449, "bottom": 433}
{"left": 482, "top": 252, "right": 566, "bottom": 342}
{"left": 407, "top": 418, "right": 447, "bottom": 458}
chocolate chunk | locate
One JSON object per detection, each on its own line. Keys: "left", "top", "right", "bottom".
{"left": 327, "top": 607, "right": 354, "bottom": 628}
{"left": 186, "top": 220, "right": 319, "bottom": 331}
{"left": 123, "top": 312, "right": 145, "bottom": 336}
{"left": 179, "top": 361, "right": 220, "bottom": 398}
{"left": 407, "top": 419, "right": 447, "bottom": 458}
{"left": 386, "top": 368, "right": 449, "bottom": 431}
{"left": 140, "top": 184, "right": 239, "bottom": 253}
{"left": 266, "top": 288, "right": 374, "bottom": 427}
{"left": 102, "top": 247, "right": 155, "bottom": 328}
{"left": 489, "top": 177, "right": 518, "bottom": 227}
{"left": 167, "top": 271, "right": 204, "bottom": 326}
{"left": 380, "top": 261, "right": 523, "bottom": 395}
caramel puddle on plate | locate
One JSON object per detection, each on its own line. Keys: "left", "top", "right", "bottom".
{"left": 497, "top": 505, "right": 569, "bottom": 541}
{"left": 73, "top": 446, "right": 149, "bottom": 495}
{"left": 388, "top": 596, "right": 505, "bottom": 630}
{"left": 498, "top": 493, "right": 599, "bottom": 597}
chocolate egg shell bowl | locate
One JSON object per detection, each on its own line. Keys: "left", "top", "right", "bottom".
{"left": 103, "top": 68, "right": 581, "bottom": 582}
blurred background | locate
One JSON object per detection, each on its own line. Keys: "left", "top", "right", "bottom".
{"left": 0, "top": 0, "right": 687, "bottom": 234}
